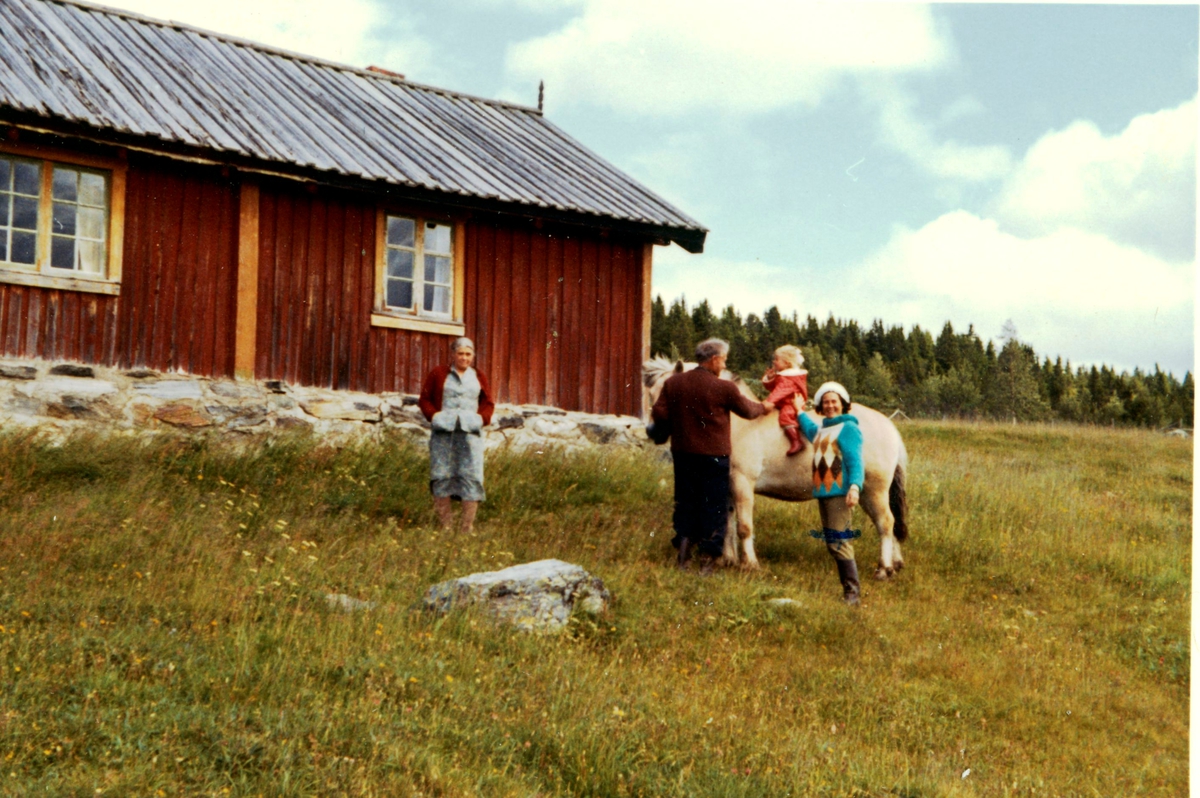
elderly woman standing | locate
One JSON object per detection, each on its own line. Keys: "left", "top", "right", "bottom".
{"left": 418, "top": 337, "right": 495, "bottom": 533}
{"left": 799, "top": 382, "right": 864, "bottom": 605}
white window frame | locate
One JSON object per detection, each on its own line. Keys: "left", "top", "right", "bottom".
{"left": 371, "top": 207, "right": 465, "bottom": 335}
{"left": 0, "top": 143, "right": 125, "bottom": 296}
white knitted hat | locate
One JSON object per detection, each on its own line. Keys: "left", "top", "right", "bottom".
{"left": 813, "top": 381, "right": 850, "bottom": 408}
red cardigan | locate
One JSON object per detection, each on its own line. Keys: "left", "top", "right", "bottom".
{"left": 418, "top": 364, "right": 495, "bottom": 426}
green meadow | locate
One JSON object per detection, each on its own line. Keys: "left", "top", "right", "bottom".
{"left": 0, "top": 421, "right": 1190, "bottom": 797}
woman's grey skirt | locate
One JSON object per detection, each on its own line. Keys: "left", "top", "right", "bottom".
{"left": 429, "top": 426, "right": 485, "bottom": 501}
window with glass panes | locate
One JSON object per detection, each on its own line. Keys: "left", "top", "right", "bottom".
{"left": 50, "top": 166, "right": 108, "bottom": 274}
{"left": 0, "top": 156, "right": 41, "bottom": 267}
{"left": 0, "top": 152, "right": 111, "bottom": 278}
{"left": 383, "top": 215, "right": 454, "bottom": 317}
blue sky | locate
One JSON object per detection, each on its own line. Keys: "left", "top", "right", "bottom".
{"left": 107, "top": 1, "right": 1197, "bottom": 375}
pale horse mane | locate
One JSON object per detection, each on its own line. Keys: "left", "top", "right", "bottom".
{"left": 641, "top": 356, "right": 752, "bottom": 397}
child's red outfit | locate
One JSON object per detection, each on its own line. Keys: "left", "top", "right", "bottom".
{"left": 764, "top": 368, "right": 809, "bottom": 426}
{"left": 763, "top": 368, "right": 809, "bottom": 455}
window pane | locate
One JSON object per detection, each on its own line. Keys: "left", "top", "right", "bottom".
{"left": 424, "top": 223, "right": 451, "bottom": 254}
{"left": 12, "top": 196, "right": 37, "bottom": 230}
{"left": 0, "top": 193, "right": 8, "bottom": 225}
{"left": 0, "top": 159, "right": 10, "bottom": 191}
{"left": 424, "top": 284, "right": 451, "bottom": 315}
{"left": 53, "top": 202, "right": 77, "bottom": 236}
{"left": 0, "top": 234, "right": 6, "bottom": 263}
{"left": 424, "top": 255, "right": 451, "bottom": 284}
{"left": 386, "top": 278, "right": 413, "bottom": 310}
{"left": 11, "top": 231, "right": 36, "bottom": 264}
{"left": 386, "top": 216, "right": 415, "bottom": 248}
{"left": 387, "top": 248, "right": 413, "bottom": 279}
{"left": 79, "top": 172, "right": 106, "bottom": 207}
{"left": 13, "top": 162, "right": 39, "bottom": 196}
{"left": 78, "top": 206, "right": 105, "bottom": 240}
{"left": 53, "top": 167, "right": 79, "bottom": 201}
{"left": 51, "top": 236, "right": 75, "bottom": 269}
{"left": 78, "top": 240, "right": 105, "bottom": 274}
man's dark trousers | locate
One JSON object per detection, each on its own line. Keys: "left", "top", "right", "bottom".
{"left": 671, "top": 452, "right": 731, "bottom": 558}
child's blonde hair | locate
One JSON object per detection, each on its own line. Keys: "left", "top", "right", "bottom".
{"left": 773, "top": 344, "right": 805, "bottom": 369}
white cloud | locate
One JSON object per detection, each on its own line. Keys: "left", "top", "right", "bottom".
{"left": 992, "top": 97, "right": 1197, "bottom": 261}
{"left": 99, "top": 0, "right": 434, "bottom": 77}
{"left": 653, "top": 211, "right": 1194, "bottom": 373}
{"left": 849, "top": 211, "right": 1193, "bottom": 372}
{"left": 871, "top": 86, "right": 1014, "bottom": 182}
{"left": 506, "top": 1, "right": 951, "bottom": 115}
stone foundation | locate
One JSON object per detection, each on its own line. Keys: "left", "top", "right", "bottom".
{"left": 0, "top": 358, "right": 652, "bottom": 451}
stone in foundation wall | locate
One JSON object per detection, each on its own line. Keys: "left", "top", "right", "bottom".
{"left": 0, "top": 357, "right": 653, "bottom": 452}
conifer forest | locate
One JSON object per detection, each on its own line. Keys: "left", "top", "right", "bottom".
{"left": 649, "top": 297, "right": 1194, "bottom": 428}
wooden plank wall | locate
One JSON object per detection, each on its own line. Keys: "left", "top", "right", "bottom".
{"left": 0, "top": 154, "right": 238, "bottom": 374}
{"left": 256, "top": 182, "right": 452, "bottom": 392}
{"left": 117, "top": 156, "right": 239, "bottom": 376}
{"left": 0, "top": 282, "right": 118, "bottom": 364}
{"left": 255, "top": 181, "right": 647, "bottom": 415}
{"left": 465, "top": 219, "right": 645, "bottom": 417}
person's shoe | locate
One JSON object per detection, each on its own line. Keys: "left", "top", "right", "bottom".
{"left": 836, "top": 559, "right": 861, "bottom": 605}
{"left": 784, "top": 425, "right": 804, "bottom": 456}
{"left": 676, "top": 538, "right": 693, "bottom": 570}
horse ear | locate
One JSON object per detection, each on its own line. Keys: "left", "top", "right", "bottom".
{"left": 674, "top": 360, "right": 684, "bottom": 373}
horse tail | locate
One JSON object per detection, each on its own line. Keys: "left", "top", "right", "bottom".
{"left": 890, "top": 444, "right": 909, "bottom": 543}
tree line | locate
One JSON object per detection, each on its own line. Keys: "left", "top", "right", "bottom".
{"left": 649, "top": 296, "right": 1194, "bottom": 428}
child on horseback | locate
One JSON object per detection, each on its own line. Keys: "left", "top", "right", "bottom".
{"left": 760, "top": 344, "right": 809, "bottom": 456}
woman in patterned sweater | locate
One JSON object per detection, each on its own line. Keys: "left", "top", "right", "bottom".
{"left": 798, "top": 381, "right": 864, "bottom": 605}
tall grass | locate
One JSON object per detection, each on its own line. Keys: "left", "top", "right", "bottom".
{"left": 0, "top": 422, "right": 1189, "bottom": 796}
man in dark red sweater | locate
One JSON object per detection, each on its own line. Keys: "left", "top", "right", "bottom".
{"left": 651, "top": 339, "right": 765, "bottom": 569}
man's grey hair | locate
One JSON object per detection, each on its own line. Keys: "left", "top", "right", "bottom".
{"left": 695, "top": 338, "right": 730, "bottom": 363}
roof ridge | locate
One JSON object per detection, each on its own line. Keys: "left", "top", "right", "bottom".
{"left": 43, "top": 0, "right": 544, "bottom": 116}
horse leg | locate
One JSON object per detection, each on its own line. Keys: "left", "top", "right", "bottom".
{"left": 860, "top": 485, "right": 902, "bottom": 580}
{"left": 732, "top": 471, "right": 759, "bottom": 570}
{"left": 718, "top": 491, "right": 740, "bottom": 567}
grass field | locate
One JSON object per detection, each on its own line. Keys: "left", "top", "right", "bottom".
{"left": 0, "top": 421, "right": 1190, "bottom": 797}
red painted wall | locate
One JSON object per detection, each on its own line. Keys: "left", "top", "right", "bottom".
{"left": 0, "top": 157, "right": 648, "bottom": 416}
{"left": 0, "top": 153, "right": 238, "bottom": 376}
{"left": 256, "top": 180, "right": 647, "bottom": 414}
{"left": 118, "top": 156, "right": 238, "bottom": 376}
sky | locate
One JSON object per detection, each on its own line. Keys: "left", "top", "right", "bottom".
{"left": 101, "top": 0, "right": 1198, "bottom": 376}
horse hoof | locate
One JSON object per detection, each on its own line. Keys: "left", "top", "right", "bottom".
{"left": 893, "top": 560, "right": 904, "bottom": 573}
{"left": 739, "top": 559, "right": 760, "bottom": 572}
{"left": 874, "top": 565, "right": 893, "bottom": 581}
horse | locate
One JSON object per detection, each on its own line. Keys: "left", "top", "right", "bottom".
{"left": 643, "top": 358, "right": 909, "bottom": 579}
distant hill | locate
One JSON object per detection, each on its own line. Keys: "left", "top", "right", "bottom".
{"left": 650, "top": 296, "right": 1194, "bottom": 428}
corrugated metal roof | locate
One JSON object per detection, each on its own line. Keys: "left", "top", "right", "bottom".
{"left": 0, "top": 0, "right": 706, "bottom": 248}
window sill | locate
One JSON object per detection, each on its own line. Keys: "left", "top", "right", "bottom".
{"left": 370, "top": 313, "right": 464, "bottom": 336}
{"left": 0, "top": 268, "right": 120, "bottom": 295}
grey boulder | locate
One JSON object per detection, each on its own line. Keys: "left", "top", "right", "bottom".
{"left": 423, "top": 559, "right": 610, "bottom": 632}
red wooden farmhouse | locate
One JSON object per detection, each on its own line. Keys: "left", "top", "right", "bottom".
{"left": 0, "top": 0, "right": 706, "bottom": 416}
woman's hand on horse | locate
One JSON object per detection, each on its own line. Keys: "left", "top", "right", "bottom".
{"left": 762, "top": 400, "right": 775, "bottom": 411}
{"left": 846, "top": 486, "right": 860, "bottom": 508}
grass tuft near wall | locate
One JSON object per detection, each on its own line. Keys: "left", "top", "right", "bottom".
{"left": 0, "top": 422, "right": 1190, "bottom": 796}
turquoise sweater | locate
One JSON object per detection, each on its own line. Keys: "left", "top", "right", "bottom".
{"left": 799, "top": 413, "right": 864, "bottom": 499}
